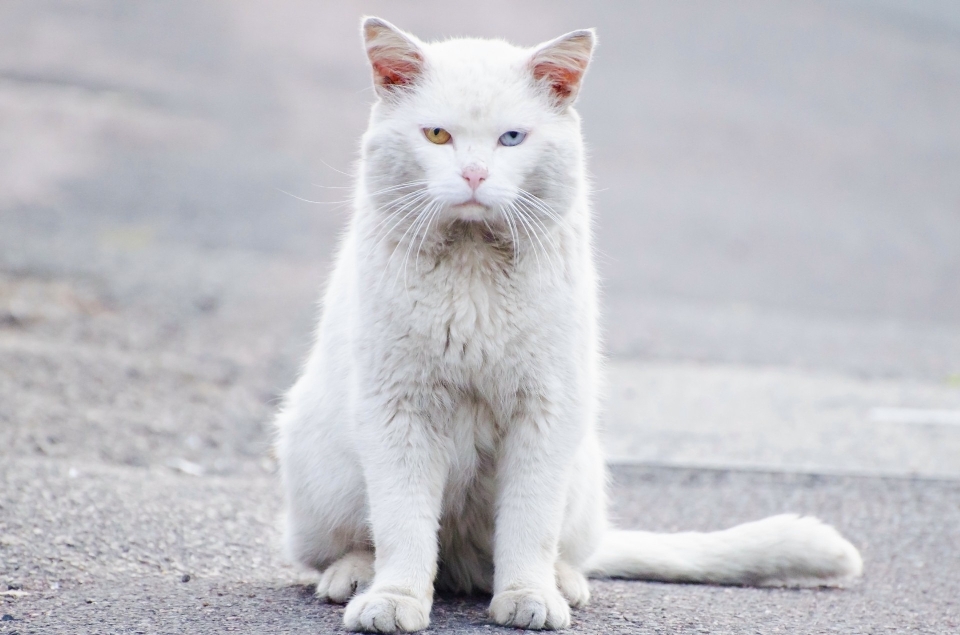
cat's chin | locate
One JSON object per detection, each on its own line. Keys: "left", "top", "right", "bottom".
{"left": 449, "top": 201, "right": 492, "bottom": 221}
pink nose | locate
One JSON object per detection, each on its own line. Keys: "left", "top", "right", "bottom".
{"left": 462, "top": 165, "right": 488, "bottom": 191}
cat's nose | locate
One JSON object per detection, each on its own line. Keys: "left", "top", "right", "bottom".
{"left": 461, "top": 165, "right": 488, "bottom": 191}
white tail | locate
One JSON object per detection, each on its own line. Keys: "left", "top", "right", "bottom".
{"left": 584, "top": 514, "right": 862, "bottom": 586}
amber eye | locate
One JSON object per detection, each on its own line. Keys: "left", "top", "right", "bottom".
{"left": 423, "top": 127, "right": 452, "bottom": 144}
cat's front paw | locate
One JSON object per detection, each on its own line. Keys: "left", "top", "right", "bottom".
{"left": 555, "top": 561, "right": 591, "bottom": 608}
{"left": 343, "top": 589, "right": 430, "bottom": 633}
{"left": 489, "top": 587, "right": 571, "bottom": 630}
{"left": 316, "top": 551, "right": 375, "bottom": 603}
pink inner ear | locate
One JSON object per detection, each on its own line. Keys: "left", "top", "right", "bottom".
{"left": 533, "top": 62, "right": 582, "bottom": 101}
{"left": 372, "top": 57, "right": 421, "bottom": 86}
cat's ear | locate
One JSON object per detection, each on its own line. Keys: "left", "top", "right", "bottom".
{"left": 529, "top": 29, "right": 596, "bottom": 108}
{"left": 361, "top": 17, "right": 425, "bottom": 99}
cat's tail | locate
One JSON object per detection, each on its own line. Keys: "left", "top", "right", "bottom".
{"left": 584, "top": 514, "right": 862, "bottom": 586}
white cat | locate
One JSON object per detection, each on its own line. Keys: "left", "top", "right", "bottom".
{"left": 275, "top": 17, "right": 862, "bottom": 633}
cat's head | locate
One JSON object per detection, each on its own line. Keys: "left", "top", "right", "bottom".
{"left": 358, "top": 17, "right": 595, "bottom": 227}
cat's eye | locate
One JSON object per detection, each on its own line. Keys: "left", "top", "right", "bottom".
{"left": 424, "top": 127, "right": 452, "bottom": 144}
{"left": 498, "top": 130, "right": 526, "bottom": 147}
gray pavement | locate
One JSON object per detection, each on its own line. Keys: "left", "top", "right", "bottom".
{"left": 3, "top": 461, "right": 959, "bottom": 634}
{"left": 2, "top": 1, "right": 959, "bottom": 633}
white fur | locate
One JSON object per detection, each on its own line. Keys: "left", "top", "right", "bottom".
{"left": 275, "top": 18, "right": 862, "bottom": 633}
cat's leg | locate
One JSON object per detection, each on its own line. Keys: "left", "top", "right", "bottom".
{"left": 280, "top": 456, "right": 369, "bottom": 577}
{"left": 555, "top": 560, "right": 590, "bottom": 609}
{"left": 281, "top": 444, "right": 374, "bottom": 604}
{"left": 342, "top": 393, "right": 449, "bottom": 633}
{"left": 488, "top": 395, "right": 583, "bottom": 631}
{"left": 555, "top": 432, "right": 607, "bottom": 609}
{"left": 316, "top": 550, "right": 375, "bottom": 603}
{"left": 277, "top": 388, "right": 371, "bottom": 593}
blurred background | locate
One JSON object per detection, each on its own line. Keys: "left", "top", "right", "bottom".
{"left": 2, "top": 0, "right": 958, "bottom": 478}
{"left": 1, "top": 2, "right": 959, "bottom": 632}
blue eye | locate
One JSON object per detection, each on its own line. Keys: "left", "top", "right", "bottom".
{"left": 498, "top": 130, "right": 526, "bottom": 147}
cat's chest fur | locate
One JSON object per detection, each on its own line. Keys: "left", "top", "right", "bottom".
{"left": 359, "top": 220, "right": 572, "bottom": 385}
{"left": 424, "top": 224, "right": 524, "bottom": 363}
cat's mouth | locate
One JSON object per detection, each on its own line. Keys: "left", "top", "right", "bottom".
{"left": 451, "top": 199, "right": 488, "bottom": 209}
{"left": 450, "top": 200, "right": 491, "bottom": 220}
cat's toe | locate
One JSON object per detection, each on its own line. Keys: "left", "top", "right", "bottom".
{"left": 555, "top": 561, "right": 591, "bottom": 608}
{"left": 343, "top": 589, "right": 430, "bottom": 633}
{"left": 316, "top": 551, "right": 375, "bottom": 604}
{"left": 489, "top": 587, "right": 571, "bottom": 630}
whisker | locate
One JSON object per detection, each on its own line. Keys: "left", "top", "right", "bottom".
{"left": 514, "top": 196, "right": 557, "bottom": 241}
{"left": 414, "top": 201, "right": 443, "bottom": 275}
{"left": 517, "top": 196, "right": 564, "bottom": 226}
{"left": 379, "top": 198, "right": 434, "bottom": 291}
{"left": 518, "top": 199, "right": 563, "bottom": 274}
{"left": 275, "top": 188, "right": 341, "bottom": 205}
{"left": 369, "top": 194, "right": 432, "bottom": 256}
{"left": 501, "top": 204, "right": 520, "bottom": 263}
{"left": 366, "top": 189, "right": 431, "bottom": 240}
{"left": 514, "top": 197, "right": 562, "bottom": 272}
{"left": 363, "top": 180, "right": 432, "bottom": 199}
{"left": 398, "top": 203, "right": 432, "bottom": 289}
{"left": 393, "top": 199, "right": 440, "bottom": 293}
{"left": 318, "top": 158, "right": 353, "bottom": 178}
{"left": 363, "top": 182, "right": 431, "bottom": 214}
{"left": 516, "top": 189, "right": 567, "bottom": 226}
{"left": 355, "top": 181, "right": 433, "bottom": 211}
{"left": 365, "top": 188, "right": 429, "bottom": 228}
{"left": 516, "top": 205, "right": 556, "bottom": 278}
{"left": 508, "top": 202, "right": 543, "bottom": 284}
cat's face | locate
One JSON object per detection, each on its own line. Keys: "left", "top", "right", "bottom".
{"left": 359, "top": 19, "right": 594, "bottom": 228}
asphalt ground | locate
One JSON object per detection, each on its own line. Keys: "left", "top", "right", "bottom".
{"left": 2, "top": 1, "right": 959, "bottom": 634}
{"left": 3, "top": 460, "right": 959, "bottom": 634}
